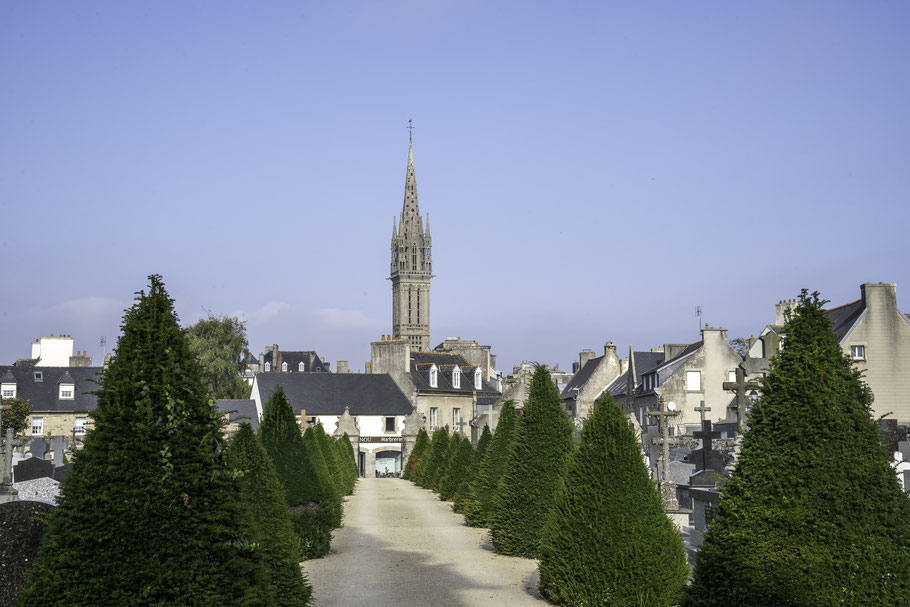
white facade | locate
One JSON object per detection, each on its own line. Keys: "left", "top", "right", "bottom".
{"left": 31, "top": 335, "right": 75, "bottom": 367}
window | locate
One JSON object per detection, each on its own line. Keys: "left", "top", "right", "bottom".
{"left": 453, "top": 408, "right": 461, "bottom": 431}
{"left": 728, "top": 370, "right": 736, "bottom": 383}
{"left": 429, "top": 364, "right": 438, "bottom": 388}
{"left": 1, "top": 385, "right": 14, "bottom": 398}
{"left": 281, "top": 362, "right": 288, "bottom": 372}
{"left": 643, "top": 373, "right": 658, "bottom": 391}
{"left": 851, "top": 345, "right": 866, "bottom": 361}
{"left": 686, "top": 371, "right": 702, "bottom": 392}
{"left": 299, "top": 362, "right": 305, "bottom": 372}
{"left": 60, "top": 385, "right": 74, "bottom": 399}
{"left": 34, "top": 371, "right": 43, "bottom": 382}
{"left": 474, "top": 368, "right": 482, "bottom": 390}
{"left": 429, "top": 407, "right": 438, "bottom": 430}
{"left": 31, "top": 417, "right": 43, "bottom": 436}
{"left": 452, "top": 366, "right": 461, "bottom": 389}
{"left": 264, "top": 362, "right": 271, "bottom": 372}
{"left": 75, "top": 417, "right": 86, "bottom": 434}
{"left": 385, "top": 417, "right": 396, "bottom": 433}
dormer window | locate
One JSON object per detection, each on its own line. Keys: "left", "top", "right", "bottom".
{"left": 298, "top": 362, "right": 305, "bottom": 372}
{"left": 452, "top": 365, "right": 461, "bottom": 389}
{"left": 264, "top": 362, "right": 271, "bottom": 372}
{"left": 1, "top": 385, "right": 15, "bottom": 399}
{"left": 281, "top": 362, "right": 288, "bottom": 372}
{"left": 474, "top": 368, "right": 482, "bottom": 390}
{"left": 60, "top": 384, "right": 74, "bottom": 399}
{"left": 34, "top": 371, "right": 43, "bottom": 382}
{"left": 429, "top": 364, "right": 438, "bottom": 388}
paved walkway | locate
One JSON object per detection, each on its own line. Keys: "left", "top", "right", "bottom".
{"left": 303, "top": 478, "right": 549, "bottom": 607}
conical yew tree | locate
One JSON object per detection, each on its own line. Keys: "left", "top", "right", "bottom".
{"left": 20, "top": 275, "right": 267, "bottom": 606}
{"left": 403, "top": 428, "right": 429, "bottom": 480}
{"left": 434, "top": 431, "right": 462, "bottom": 492}
{"left": 539, "top": 395, "right": 688, "bottom": 606}
{"left": 226, "top": 423, "right": 313, "bottom": 607}
{"left": 490, "top": 367, "right": 574, "bottom": 557}
{"left": 258, "top": 387, "right": 334, "bottom": 559}
{"left": 461, "top": 401, "right": 519, "bottom": 527}
{"left": 453, "top": 424, "right": 492, "bottom": 512}
{"left": 303, "top": 426, "right": 343, "bottom": 528}
{"left": 415, "top": 427, "right": 449, "bottom": 488}
{"left": 439, "top": 436, "right": 474, "bottom": 501}
{"left": 684, "top": 291, "right": 910, "bottom": 606}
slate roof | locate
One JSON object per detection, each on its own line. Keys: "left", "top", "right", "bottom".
{"left": 825, "top": 299, "right": 865, "bottom": 340}
{"left": 560, "top": 356, "right": 601, "bottom": 400}
{"left": 608, "top": 352, "right": 665, "bottom": 397}
{"left": 409, "top": 352, "right": 500, "bottom": 396}
{"left": 0, "top": 366, "right": 102, "bottom": 413}
{"left": 255, "top": 373, "right": 411, "bottom": 416}
{"left": 263, "top": 350, "right": 331, "bottom": 373}
{"left": 215, "top": 399, "right": 260, "bottom": 431}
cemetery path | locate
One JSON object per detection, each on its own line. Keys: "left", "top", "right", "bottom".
{"left": 302, "top": 478, "right": 548, "bottom": 607}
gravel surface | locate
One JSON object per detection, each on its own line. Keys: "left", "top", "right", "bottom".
{"left": 304, "top": 478, "right": 549, "bottom": 607}
{"left": 13, "top": 477, "right": 60, "bottom": 503}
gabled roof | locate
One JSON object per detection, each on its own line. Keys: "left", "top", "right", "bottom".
{"left": 825, "top": 299, "right": 865, "bottom": 340}
{"left": 608, "top": 352, "right": 665, "bottom": 397}
{"left": 262, "top": 350, "right": 330, "bottom": 373}
{"left": 560, "top": 356, "right": 601, "bottom": 400}
{"left": 255, "top": 373, "right": 411, "bottom": 416}
{"left": 0, "top": 366, "right": 102, "bottom": 413}
{"left": 409, "top": 352, "right": 499, "bottom": 395}
{"left": 215, "top": 399, "right": 260, "bottom": 431}
{"left": 1, "top": 369, "right": 15, "bottom": 383}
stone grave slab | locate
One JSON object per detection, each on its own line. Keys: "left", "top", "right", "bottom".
{"left": 13, "top": 457, "right": 55, "bottom": 483}
{"left": 669, "top": 460, "right": 696, "bottom": 486}
{"left": 53, "top": 464, "right": 73, "bottom": 483}
{"left": 29, "top": 438, "right": 48, "bottom": 459}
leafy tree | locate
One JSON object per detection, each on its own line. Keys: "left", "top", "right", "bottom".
{"left": 0, "top": 397, "right": 32, "bottom": 436}
{"left": 490, "top": 367, "right": 574, "bottom": 557}
{"left": 439, "top": 436, "right": 474, "bottom": 501}
{"left": 258, "top": 386, "right": 334, "bottom": 559}
{"left": 185, "top": 311, "right": 250, "bottom": 399}
{"left": 728, "top": 336, "right": 749, "bottom": 359}
{"left": 403, "top": 428, "right": 429, "bottom": 480}
{"left": 20, "top": 275, "right": 267, "bottom": 606}
{"left": 461, "top": 401, "right": 519, "bottom": 527}
{"left": 415, "top": 428, "right": 449, "bottom": 488}
{"left": 684, "top": 291, "right": 910, "bottom": 606}
{"left": 226, "top": 423, "right": 313, "bottom": 606}
{"left": 539, "top": 395, "right": 688, "bottom": 606}
{"left": 452, "top": 424, "right": 492, "bottom": 512}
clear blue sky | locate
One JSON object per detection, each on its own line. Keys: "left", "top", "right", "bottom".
{"left": 2, "top": 2, "right": 909, "bottom": 374}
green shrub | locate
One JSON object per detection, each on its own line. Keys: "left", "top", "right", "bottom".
{"left": 539, "top": 395, "right": 687, "bottom": 606}
{"left": 227, "top": 424, "right": 313, "bottom": 606}
{"left": 415, "top": 428, "right": 449, "bottom": 489}
{"left": 403, "top": 428, "right": 429, "bottom": 481}
{"left": 439, "top": 436, "right": 474, "bottom": 501}
{"left": 434, "top": 432, "right": 462, "bottom": 492}
{"left": 490, "top": 368, "right": 574, "bottom": 557}
{"left": 684, "top": 291, "right": 910, "bottom": 606}
{"left": 20, "top": 275, "right": 268, "bottom": 606}
{"left": 461, "top": 402, "right": 519, "bottom": 527}
{"left": 452, "top": 424, "right": 492, "bottom": 513}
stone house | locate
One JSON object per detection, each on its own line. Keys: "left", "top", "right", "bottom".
{"left": 560, "top": 342, "right": 623, "bottom": 421}
{"left": 252, "top": 344, "right": 333, "bottom": 374}
{"left": 250, "top": 372, "right": 414, "bottom": 477}
{"left": 748, "top": 282, "right": 910, "bottom": 423}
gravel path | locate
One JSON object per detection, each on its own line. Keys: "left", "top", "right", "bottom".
{"left": 303, "top": 478, "right": 549, "bottom": 607}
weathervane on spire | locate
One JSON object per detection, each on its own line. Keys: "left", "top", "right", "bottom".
{"left": 407, "top": 119, "right": 415, "bottom": 142}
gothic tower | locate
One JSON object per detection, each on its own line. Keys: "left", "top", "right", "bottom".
{"left": 390, "top": 134, "right": 433, "bottom": 350}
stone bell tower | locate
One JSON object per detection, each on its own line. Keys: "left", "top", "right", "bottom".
{"left": 390, "top": 128, "right": 433, "bottom": 351}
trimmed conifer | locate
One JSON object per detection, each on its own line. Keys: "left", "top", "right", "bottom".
{"left": 684, "top": 291, "right": 910, "bottom": 606}
{"left": 331, "top": 434, "right": 357, "bottom": 494}
{"left": 439, "top": 436, "right": 474, "bottom": 501}
{"left": 339, "top": 432, "right": 359, "bottom": 489}
{"left": 226, "top": 423, "right": 313, "bottom": 607}
{"left": 434, "top": 431, "right": 462, "bottom": 492}
{"left": 302, "top": 427, "right": 343, "bottom": 528}
{"left": 403, "top": 428, "right": 429, "bottom": 481}
{"left": 258, "top": 387, "right": 333, "bottom": 559}
{"left": 539, "top": 395, "right": 688, "bottom": 606}
{"left": 312, "top": 423, "right": 345, "bottom": 497}
{"left": 452, "top": 424, "right": 492, "bottom": 512}
{"left": 461, "top": 401, "right": 519, "bottom": 527}
{"left": 490, "top": 367, "right": 574, "bottom": 557}
{"left": 416, "top": 427, "right": 450, "bottom": 489}
{"left": 20, "top": 275, "right": 268, "bottom": 606}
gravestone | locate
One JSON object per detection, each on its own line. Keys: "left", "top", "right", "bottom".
{"left": 29, "top": 438, "right": 48, "bottom": 459}
{"left": 1, "top": 427, "right": 19, "bottom": 504}
{"left": 51, "top": 437, "right": 65, "bottom": 467}
{"left": 53, "top": 463, "right": 74, "bottom": 483}
{"left": 13, "top": 457, "right": 55, "bottom": 483}
{"left": 689, "top": 420, "right": 727, "bottom": 487}
{"left": 669, "top": 460, "right": 696, "bottom": 486}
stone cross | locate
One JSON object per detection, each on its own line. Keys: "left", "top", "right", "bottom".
{"left": 453, "top": 416, "right": 469, "bottom": 437}
{"left": 692, "top": 420, "right": 722, "bottom": 471}
{"left": 723, "top": 366, "right": 760, "bottom": 433}
{"left": 646, "top": 397, "right": 680, "bottom": 507}
{"left": 0, "top": 427, "right": 19, "bottom": 503}
{"left": 295, "top": 409, "right": 309, "bottom": 436}
{"left": 694, "top": 400, "right": 711, "bottom": 423}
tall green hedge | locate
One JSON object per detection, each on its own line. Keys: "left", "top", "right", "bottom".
{"left": 461, "top": 402, "right": 519, "bottom": 527}
{"left": 312, "top": 423, "right": 345, "bottom": 497}
{"left": 490, "top": 368, "right": 574, "bottom": 557}
{"left": 227, "top": 424, "right": 313, "bottom": 607}
{"left": 452, "top": 424, "right": 492, "bottom": 512}
{"left": 539, "top": 395, "right": 687, "bottom": 606}
{"left": 258, "top": 387, "right": 334, "bottom": 559}
{"left": 684, "top": 291, "right": 910, "bottom": 606}
{"left": 439, "top": 436, "right": 475, "bottom": 501}
{"left": 403, "top": 428, "right": 429, "bottom": 480}
{"left": 415, "top": 427, "right": 450, "bottom": 489}
{"left": 20, "top": 275, "right": 267, "bottom": 606}
{"left": 303, "top": 427, "right": 343, "bottom": 528}
{"left": 434, "top": 432, "right": 462, "bottom": 492}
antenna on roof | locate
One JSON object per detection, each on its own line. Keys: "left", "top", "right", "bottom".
{"left": 696, "top": 306, "right": 703, "bottom": 336}
{"left": 100, "top": 336, "right": 107, "bottom": 360}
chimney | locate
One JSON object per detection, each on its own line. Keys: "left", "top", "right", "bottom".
{"left": 604, "top": 341, "right": 616, "bottom": 356}
{"left": 775, "top": 299, "right": 797, "bottom": 326}
{"left": 861, "top": 282, "right": 897, "bottom": 315}
{"left": 578, "top": 349, "right": 596, "bottom": 370}
{"left": 337, "top": 360, "right": 349, "bottom": 374}
{"left": 663, "top": 343, "right": 689, "bottom": 361}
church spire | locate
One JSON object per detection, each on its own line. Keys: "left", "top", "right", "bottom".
{"left": 400, "top": 137, "right": 420, "bottom": 234}
{"left": 425, "top": 213, "right": 430, "bottom": 237}
{"left": 392, "top": 216, "right": 397, "bottom": 240}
